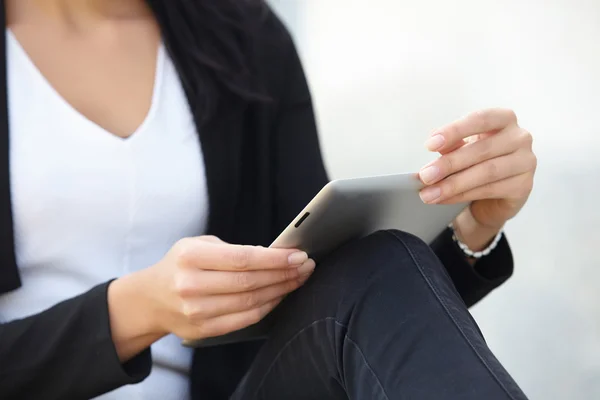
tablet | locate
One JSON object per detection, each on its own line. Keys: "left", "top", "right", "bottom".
{"left": 183, "top": 173, "right": 467, "bottom": 347}
{"left": 271, "top": 172, "right": 467, "bottom": 259}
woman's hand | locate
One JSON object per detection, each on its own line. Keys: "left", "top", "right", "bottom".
{"left": 147, "top": 236, "right": 315, "bottom": 340}
{"left": 418, "top": 108, "right": 537, "bottom": 251}
{"left": 108, "top": 236, "right": 314, "bottom": 360}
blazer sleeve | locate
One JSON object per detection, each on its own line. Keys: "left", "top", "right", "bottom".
{"left": 267, "top": 15, "right": 513, "bottom": 307}
{"left": 0, "top": 281, "right": 151, "bottom": 400}
{"left": 430, "top": 227, "right": 514, "bottom": 307}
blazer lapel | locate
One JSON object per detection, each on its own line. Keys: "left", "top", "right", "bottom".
{"left": 0, "top": 0, "right": 22, "bottom": 293}
{"left": 199, "top": 106, "right": 246, "bottom": 242}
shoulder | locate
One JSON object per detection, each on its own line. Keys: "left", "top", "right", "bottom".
{"left": 252, "top": 4, "right": 296, "bottom": 53}
{"left": 155, "top": 1, "right": 308, "bottom": 123}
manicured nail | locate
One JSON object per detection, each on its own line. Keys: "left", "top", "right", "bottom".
{"left": 297, "top": 259, "right": 316, "bottom": 275}
{"left": 419, "top": 186, "right": 441, "bottom": 203}
{"left": 419, "top": 165, "right": 440, "bottom": 184}
{"left": 288, "top": 251, "right": 308, "bottom": 265}
{"left": 425, "top": 134, "right": 445, "bottom": 151}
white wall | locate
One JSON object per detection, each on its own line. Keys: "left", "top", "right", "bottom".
{"left": 271, "top": 0, "right": 600, "bottom": 398}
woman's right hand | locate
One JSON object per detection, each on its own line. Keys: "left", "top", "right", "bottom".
{"left": 139, "top": 236, "right": 315, "bottom": 341}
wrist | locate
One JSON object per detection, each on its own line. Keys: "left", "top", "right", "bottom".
{"left": 453, "top": 209, "right": 503, "bottom": 252}
{"left": 107, "top": 270, "right": 167, "bottom": 361}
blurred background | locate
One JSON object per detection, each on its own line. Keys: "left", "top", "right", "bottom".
{"left": 269, "top": 1, "right": 600, "bottom": 399}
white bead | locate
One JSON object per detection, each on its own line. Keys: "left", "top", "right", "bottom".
{"left": 449, "top": 223, "right": 503, "bottom": 259}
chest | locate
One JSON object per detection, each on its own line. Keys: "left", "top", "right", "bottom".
{"left": 7, "top": 23, "right": 161, "bottom": 139}
{"left": 0, "top": 26, "right": 279, "bottom": 296}
{"left": 5, "top": 32, "right": 210, "bottom": 296}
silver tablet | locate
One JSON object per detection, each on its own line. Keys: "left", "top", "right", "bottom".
{"left": 271, "top": 173, "right": 468, "bottom": 260}
{"left": 183, "top": 173, "right": 467, "bottom": 347}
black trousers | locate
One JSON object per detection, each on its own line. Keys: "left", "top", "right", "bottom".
{"left": 192, "top": 230, "right": 528, "bottom": 399}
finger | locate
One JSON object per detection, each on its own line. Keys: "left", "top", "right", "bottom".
{"left": 199, "top": 235, "right": 226, "bottom": 244}
{"left": 179, "top": 259, "right": 316, "bottom": 295}
{"left": 178, "top": 239, "right": 308, "bottom": 271}
{"left": 440, "top": 133, "right": 491, "bottom": 155}
{"left": 419, "top": 128, "right": 519, "bottom": 185}
{"left": 186, "top": 277, "right": 306, "bottom": 319}
{"left": 438, "top": 173, "right": 534, "bottom": 204}
{"left": 438, "top": 139, "right": 466, "bottom": 155}
{"left": 419, "top": 149, "right": 536, "bottom": 204}
{"left": 426, "top": 108, "right": 517, "bottom": 152}
{"left": 198, "top": 298, "right": 282, "bottom": 339}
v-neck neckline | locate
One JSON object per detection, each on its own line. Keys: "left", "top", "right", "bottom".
{"left": 6, "top": 29, "right": 165, "bottom": 144}
{"left": 0, "top": 8, "right": 247, "bottom": 294}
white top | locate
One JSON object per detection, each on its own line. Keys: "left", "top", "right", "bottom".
{"left": 0, "top": 31, "right": 209, "bottom": 400}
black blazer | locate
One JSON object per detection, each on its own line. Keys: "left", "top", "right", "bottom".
{"left": 0, "top": 5, "right": 514, "bottom": 400}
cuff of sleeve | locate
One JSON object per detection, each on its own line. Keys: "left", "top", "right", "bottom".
{"left": 88, "top": 281, "right": 152, "bottom": 390}
{"left": 431, "top": 227, "right": 514, "bottom": 307}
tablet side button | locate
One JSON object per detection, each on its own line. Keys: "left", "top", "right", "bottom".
{"left": 294, "top": 212, "right": 311, "bottom": 228}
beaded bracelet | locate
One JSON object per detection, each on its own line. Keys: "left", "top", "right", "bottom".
{"left": 448, "top": 223, "right": 503, "bottom": 259}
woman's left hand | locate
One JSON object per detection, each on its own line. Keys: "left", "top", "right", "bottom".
{"left": 418, "top": 108, "right": 537, "bottom": 250}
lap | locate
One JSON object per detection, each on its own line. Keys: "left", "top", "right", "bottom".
{"left": 231, "top": 230, "right": 473, "bottom": 398}
{"left": 191, "top": 230, "right": 424, "bottom": 398}
{"left": 191, "top": 230, "right": 522, "bottom": 400}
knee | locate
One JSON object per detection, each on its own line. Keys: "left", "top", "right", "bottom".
{"left": 328, "top": 229, "right": 436, "bottom": 267}
{"left": 312, "top": 229, "right": 442, "bottom": 292}
{"left": 378, "top": 229, "right": 433, "bottom": 254}
{"left": 300, "top": 229, "right": 457, "bottom": 325}
{"left": 274, "top": 229, "right": 460, "bottom": 335}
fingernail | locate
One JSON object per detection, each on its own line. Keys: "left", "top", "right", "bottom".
{"left": 419, "top": 186, "right": 441, "bottom": 203}
{"left": 288, "top": 251, "right": 308, "bottom": 265}
{"left": 419, "top": 165, "right": 440, "bottom": 184}
{"left": 297, "top": 259, "right": 316, "bottom": 275}
{"left": 425, "top": 134, "right": 445, "bottom": 151}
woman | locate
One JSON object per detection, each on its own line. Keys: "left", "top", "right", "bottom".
{"left": 0, "top": 0, "right": 537, "bottom": 399}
